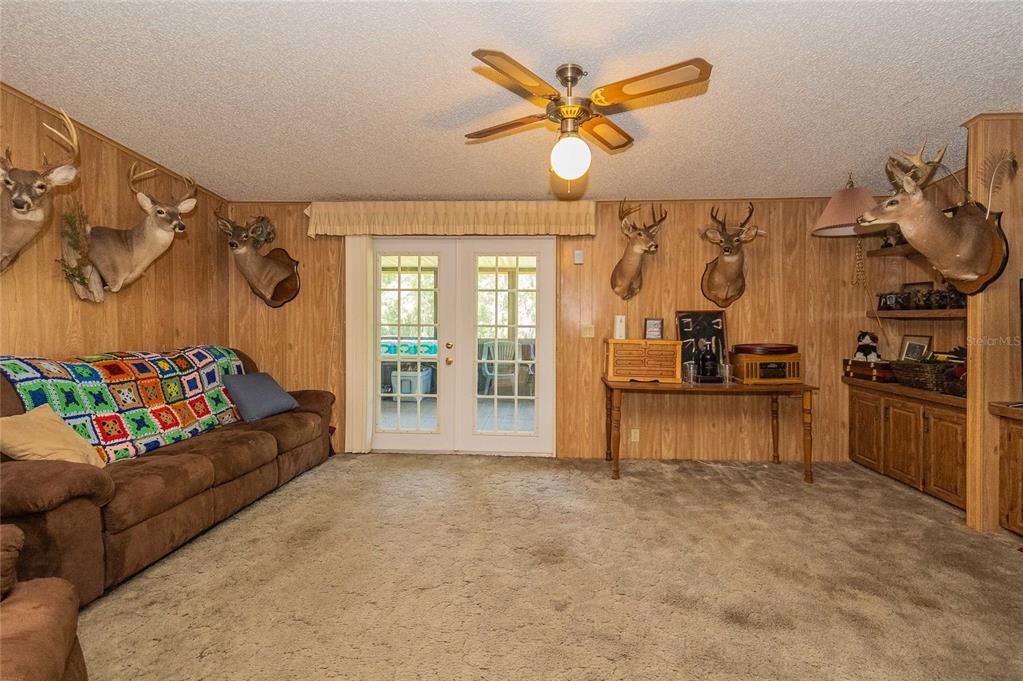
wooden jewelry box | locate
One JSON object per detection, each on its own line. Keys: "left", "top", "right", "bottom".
{"left": 605, "top": 339, "right": 683, "bottom": 383}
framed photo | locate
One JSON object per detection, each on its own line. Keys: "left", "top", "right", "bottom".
{"left": 644, "top": 318, "right": 664, "bottom": 340}
{"left": 675, "top": 311, "right": 727, "bottom": 366}
{"left": 899, "top": 334, "right": 932, "bottom": 362}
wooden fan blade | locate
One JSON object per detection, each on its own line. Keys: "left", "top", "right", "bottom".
{"left": 465, "top": 113, "right": 548, "bottom": 140}
{"left": 472, "top": 49, "right": 560, "bottom": 100}
{"left": 581, "top": 116, "right": 634, "bottom": 151}
{"left": 589, "top": 58, "right": 712, "bottom": 107}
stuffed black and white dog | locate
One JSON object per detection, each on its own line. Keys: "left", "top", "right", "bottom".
{"left": 854, "top": 330, "right": 880, "bottom": 361}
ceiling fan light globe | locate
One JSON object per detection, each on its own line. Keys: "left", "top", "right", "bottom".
{"left": 550, "top": 134, "right": 591, "bottom": 181}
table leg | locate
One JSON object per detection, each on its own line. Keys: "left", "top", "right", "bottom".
{"left": 770, "top": 394, "right": 780, "bottom": 464}
{"left": 802, "top": 390, "right": 814, "bottom": 484}
{"left": 604, "top": 384, "right": 612, "bottom": 462}
{"left": 610, "top": 389, "right": 622, "bottom": 480}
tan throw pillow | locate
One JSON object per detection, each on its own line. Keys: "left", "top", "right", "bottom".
{"left": 0, "top": 405, "right": 105, "bottom": 468}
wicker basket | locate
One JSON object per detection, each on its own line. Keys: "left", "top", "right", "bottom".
{"left": 889, "top": 360, "right": 954, "bottom": 392}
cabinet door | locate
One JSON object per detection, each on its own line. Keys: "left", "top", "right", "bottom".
{"left": 923, "top": 407, "right": 967, "bottom": 509}
{"left": 883, "top": 398, "right": 924, "bottom": 488}
{"left": 1000, "top": 423, "right": 1023, "bottom": 536}
{"left": 849, "top": 390, "right": 883, "bottom": 472}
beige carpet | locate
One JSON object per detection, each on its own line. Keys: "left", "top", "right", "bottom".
{"left": 80, "top": 454, "right": 1023, "bottom": 681}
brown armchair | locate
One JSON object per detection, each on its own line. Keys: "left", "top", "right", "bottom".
{"left": 0, "top": 524, "right": 89, "bottom": 681}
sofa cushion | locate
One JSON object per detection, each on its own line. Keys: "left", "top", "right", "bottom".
{"left": 289, "top": 390, "right": 335, "bottom": 437}
{"left": 0, "top": 404, "right": 106, "bottom": 468}
{"left": 0, "top": 577, "right": 79, "bottom": 681}
{"left": 223, "top": 372, "right": 299, "bottom": 422}
{"left": 158, "top": 428, "right": 277, "bottom": 486}
{"left": 226, "top": 411, "right": 322, "bottom": 453}
{"left": 102, "top": 454, "right": 214, "bottom": 533}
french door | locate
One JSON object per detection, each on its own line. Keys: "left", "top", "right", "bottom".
{"left": 371, "top": 237, "right": 555, "bottom": 456}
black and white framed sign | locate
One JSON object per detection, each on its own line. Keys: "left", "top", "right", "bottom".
{"left": 675, "top": 311, "right": 727, "bottom": 366}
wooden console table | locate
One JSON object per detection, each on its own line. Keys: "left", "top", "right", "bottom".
{"left": 602, "top": 377, "right": 818, "bottom": 482}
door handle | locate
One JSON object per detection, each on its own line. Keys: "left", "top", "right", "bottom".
{"left": 445, "top": 357, "right": 454, "bottom": 365}
{"left": 446, "top": 342, "right": 454, "bottom": 349}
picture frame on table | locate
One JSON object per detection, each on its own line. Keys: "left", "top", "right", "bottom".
{"left": 644, "top": 318, "right": 664, "bottom": 340}
{"left": 899, "top": 334, "right": 932, "bottom": 362}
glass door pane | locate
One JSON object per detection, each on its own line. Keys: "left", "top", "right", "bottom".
{"left": 474, "top": 255, "right": 537, "bottom": 434}
{"left": 377, "top": 254, "right": 439, "bottom": 433}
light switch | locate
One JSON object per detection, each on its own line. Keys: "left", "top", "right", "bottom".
{"left": 573, "top": 249, "right": 585, "bottom": 265}
{"left": 581, "top": 324, "right": 595, "bottom": 338}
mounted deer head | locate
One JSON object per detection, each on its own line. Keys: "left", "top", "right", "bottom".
{"left": 66, "top": 163, "right": 197, "bottom": 300}
{"left": 1, "top": 110, "right": 79, "bottom": 274}
{"left": 857, "top": 141, "right": 1007, "bottom": 292}
{"left": 215, "top": 210, "right": 300, "bottom": 307}
{"left": 610, "top": 200, "right": 668, "bottom": 300}
{"left": 699, "top": 203, "right": 764, "bottom": 308}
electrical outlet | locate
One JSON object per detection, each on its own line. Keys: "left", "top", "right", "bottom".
{"left": 630, "top": 429, "right": 640, "bottom": 442}
{"left": 581, "top": 324, "right": 595, "bottom": 338}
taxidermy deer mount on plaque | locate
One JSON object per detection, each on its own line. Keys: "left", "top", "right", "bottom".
{"left": 856, "top": 142, "right": 1015, "bottom": 295}
{"left": 611, "top": 200, "right": 668, "bottom": 300}
{"left": 1, "top": 110, "right": 80, "bottom": 274}
{"left": 699, "top": 203, "right": 765, "bottom": 308}
{"left": 215, "top": 210, "right": 300, "bottom": 308}
{"left": 62, "top": 163, "right": 196, "bottom": 302}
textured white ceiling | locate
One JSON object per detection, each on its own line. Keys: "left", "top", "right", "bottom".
{"left": 2, "top": 2, "right": 1021, "bottom": 202}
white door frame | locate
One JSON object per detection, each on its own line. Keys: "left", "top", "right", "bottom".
{"left": 367, "top": 236, "right": 555, "bottom": 456}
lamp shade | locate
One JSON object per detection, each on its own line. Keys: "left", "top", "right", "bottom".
{"left": 811, "top": 185, "right": 880, "bottom": 237}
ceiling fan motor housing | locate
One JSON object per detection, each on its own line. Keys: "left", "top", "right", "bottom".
{"left": 555, "top": 63, "right": 587, "bottom": 90}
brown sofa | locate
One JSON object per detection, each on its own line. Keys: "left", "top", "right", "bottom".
{"left": 0, "top": 349, "right": 334, "bottom": 607}
{"left": 1, "top": 524, "right": 88, "bottom": 681}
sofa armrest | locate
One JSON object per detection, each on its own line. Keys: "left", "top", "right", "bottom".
{"left": 0, "top": 460, "right": 114, "bottom": 517}
{"left": 289, "top": 390, "right": 335, "bottom": 430}
{"left": 0, "top": 577, "right": 80, "bottom": 681}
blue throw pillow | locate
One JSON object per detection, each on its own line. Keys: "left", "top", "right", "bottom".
{"left": 223, "top": 372, "right": 299, "bottom": 422}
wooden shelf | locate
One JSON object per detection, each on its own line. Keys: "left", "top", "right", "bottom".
{"left": 867, "top": 309, "right": 966, "bottom": 320}
{"left": 843, "top": 376, "right": 966, "bottom": 410}
{"left": 866, "top": 244, "right": 921, "bottom": 258}
{"left": 990, "top": 402, "right": 1023, "bottom": 422}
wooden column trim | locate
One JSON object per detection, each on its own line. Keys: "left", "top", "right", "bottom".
{"left": 963, "top": 112, "right": 1023, "bottom": 531}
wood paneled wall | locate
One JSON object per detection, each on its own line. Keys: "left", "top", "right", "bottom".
{"left": 965, "top": 114, "right": 1022, "bottom": 531}
{"left": 0, "top": 84, "right": 231, "bottom": 356}
{"left": 557, "top": 198, "right": 863, "bottom": 462}
{"left": 225, "top": 203, "right": 345, "bottom": 451}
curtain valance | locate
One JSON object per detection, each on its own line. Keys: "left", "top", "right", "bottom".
{"left": 305, "top": 201, "right": 595, "bottom": 237}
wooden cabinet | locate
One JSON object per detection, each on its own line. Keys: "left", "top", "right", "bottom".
{"left": 884, "top": 399, "right": 924, "bottom": 488}
{"left": 994, "top": 409, "right": 1023, "bottom": 536}
{"left": 844, "top": 378, "right": 966, "bottom": 509}
{"left": 923, "top": 408, "right": 967, "bottom": 508}
{"left": 849, "top": 390, "right": 883, "bottom": 472}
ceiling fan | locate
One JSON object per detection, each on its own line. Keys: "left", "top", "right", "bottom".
{"left": 466, "top": 49, "right": 713, "bottom": 181}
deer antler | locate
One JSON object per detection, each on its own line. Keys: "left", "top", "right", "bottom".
{"left": 619, "top": 198, "right": 641, "bottom": 224}
{"left": 736, "top": 203, "right": 754, "bottom": 229}
{"left": 41, "top": 109, "right": 79, "bottom": 170}
{"left": 127, "top": 162, "right": 158, "bottom": 196}
{"left": 887, "top": 141, "right": 948, "bottom": 191}
{"left": 709, "top": 206, "right": 727, "bottom": 231}
{"left": 172, "top": 175, "right": 197, "bottom": 203}
{"left": 646, "top": 204, "right": 668, "bottom": 229}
